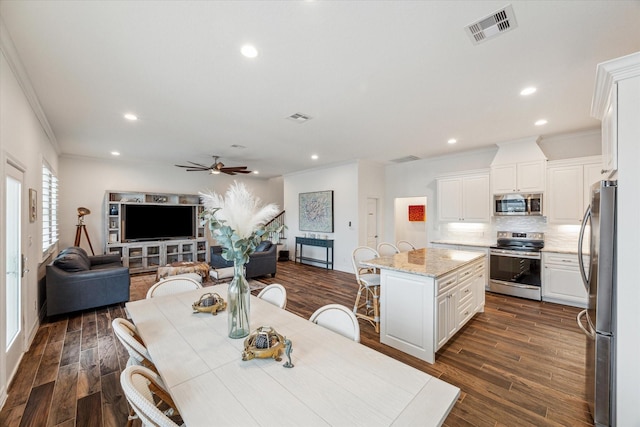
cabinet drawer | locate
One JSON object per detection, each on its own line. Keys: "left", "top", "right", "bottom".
{"left": 458, "top": 282, "right": 474, "bottom": 306}
{"left": 437, "top": 272, "right": 458, "bottom": 294}
{"left": 545, "top": 253, "right": 579, "bottom": 266}
{"left": 458, "top": 297, "right": 475, "bottom": 325}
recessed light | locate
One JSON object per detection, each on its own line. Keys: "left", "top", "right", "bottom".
{"left": 535, "top": 119, "right": 548, "bottom": 126}
{"left": 520, "top": 87, "right": 537, "bottom": 96}
{"left": 311, "top": 154, "right": 318, "bottom": 160}
{"left": 253, "top": 170, "right": 259, "bottom": 174}
{"left": 447, "top": 139, "right": 457, "bottom": 145}
{"left": 241, "top": 44, "right": 258, "bottom": 58}
{"left": 111, "top": 151, "right": 120, "bottom": 156}
{"left": 124, "top": 113, "right": 138, "bottom": 121}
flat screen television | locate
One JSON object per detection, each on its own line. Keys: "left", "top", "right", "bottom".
{"left": 122, "top": 204, "right": 195, "bottom": 242}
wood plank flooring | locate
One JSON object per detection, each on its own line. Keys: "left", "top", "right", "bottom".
{"left": 0, "top": 260, "right": 590, "bottom": 426}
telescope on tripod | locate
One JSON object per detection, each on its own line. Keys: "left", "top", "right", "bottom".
{"left": 74, "top": 206, "right": 95, "bottom": 255}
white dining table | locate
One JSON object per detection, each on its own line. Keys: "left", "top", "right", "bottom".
{"left": 126, "top": 285, "right": 460, "bottom": 427}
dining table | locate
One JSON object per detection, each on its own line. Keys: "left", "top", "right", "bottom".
{"left": 125, "top": 285, "right": 460, "bottom": 426}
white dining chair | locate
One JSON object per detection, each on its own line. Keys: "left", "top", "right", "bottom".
{"left": 351, "top": 246, "right": 381, "bottom": 333}
{"left": 120, "top": 365, "right": 183, "bottom": 427}
{"left": 309, "top": 304, "right": 361, "bottom": 343}
{"left": 257, "top": 283, "right": 287, "bottom": 309}
{"left": 377, "top": 242, "right": 400, "bottom": 257}
{"left": 146, "top": 276, "right": 202, "bottom": 299}
{"left": 112, "top": 318, "right": 156, "bottom": 370}
{"left": 396, "top": 240, "right": 416, "bottom": 252}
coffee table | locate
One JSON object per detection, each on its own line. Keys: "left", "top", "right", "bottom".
{"left": 156, "top": 261, "right": 210, "bottom": 281}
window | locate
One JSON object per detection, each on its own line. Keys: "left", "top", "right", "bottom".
{"left": 42, "top": 163, "right": 58, "bottom": 255}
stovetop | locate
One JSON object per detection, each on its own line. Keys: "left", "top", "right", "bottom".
{"left": 491, "top": 231, "right": 545, "bottom": 252}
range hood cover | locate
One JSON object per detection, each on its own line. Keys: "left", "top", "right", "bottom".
{"left": 491, "top": 136, "right": 547, "bottom": 166}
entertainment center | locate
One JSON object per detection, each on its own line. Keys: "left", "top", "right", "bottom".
{"left": 104, "top": 191, "right": 208, "bottom": 273}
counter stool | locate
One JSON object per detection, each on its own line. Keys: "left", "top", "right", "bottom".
{"left": 351, "top": 246, "right": 381, "bottom": 333}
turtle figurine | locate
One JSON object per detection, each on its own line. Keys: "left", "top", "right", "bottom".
{"left": 192, "top": 292, "right": 226, "bottom": 315}
{"left": 242, "top": 326, "right": 291, "bottom": 364}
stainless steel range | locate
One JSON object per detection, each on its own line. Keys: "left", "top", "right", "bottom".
{"left": 489, "top": 231, "right": 544, "bottom": 300}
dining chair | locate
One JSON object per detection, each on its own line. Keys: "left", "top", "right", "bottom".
{"left": 112, "top": 318, "right": 156, "bottom": 371}
{"left": 351, "top": 246, "right": 381, "bottom": 333}
{"left": 309, "top": 304, "right": 361, "bottom": 343}
{"left": 396, "top": 240, "right": 416, "bottom": 252}
{"left": 257, "top": 283, "right": 287, "bottom": 309}
{"left": 377, "top": 242, "right": 400, "bottom": 257}
{"left": 146, "top": 276, "right": 202, "bottom": 298}
{"left": 120, "top": 365, "right": 183, "bottom": 427}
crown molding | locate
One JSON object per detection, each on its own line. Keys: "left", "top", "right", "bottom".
{"left": 591, "top": 51, "right": 640, "bottom": 120}
{"left": 0, "top": 16, "right": 60, "bottom": 153}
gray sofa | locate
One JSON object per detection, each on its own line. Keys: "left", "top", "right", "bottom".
{"left": 210, "top": 240, "right": 277, "bottom": 279}
{"left": 46, "top": 247, "right": 130, "bottom": 316}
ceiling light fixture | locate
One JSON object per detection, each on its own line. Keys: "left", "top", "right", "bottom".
{"left": 241, "top": 44, "right": 258, "bottom": 58}
{"left": 124, "top": 113, "right": 138, "bottom": 121}
{"left": 253, "top": 171, "right": 259, "bottom": 174}
{"left": 111, "top": 151, "right": 120, "bottom": 156}
{"left": 311, "top": 154, "right": 318, "bottom": 160}
{"left": 447, "top": 139, "right": 457, "bottom": 144}
{"left": 535, "top": 119, "right": 548, "bottom": 126}
{"left": 520, "top": 87, "right": 537, "bottom": 96}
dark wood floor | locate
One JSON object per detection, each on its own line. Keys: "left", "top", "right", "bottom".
{"left": 0, "top": 260, "right": 591, "bottom": 427}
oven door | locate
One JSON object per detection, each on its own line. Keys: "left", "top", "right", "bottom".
{"left": 489, "top": 250, "right": 542, "bottom": 300}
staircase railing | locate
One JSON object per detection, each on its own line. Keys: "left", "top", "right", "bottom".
{"left": 265, "top": 210, "right": 286, "bottom": 243}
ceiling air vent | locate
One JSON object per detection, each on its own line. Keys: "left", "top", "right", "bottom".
{"left": 390, "top": 155, "right": 420, "bottom": 164}
{"left": 286, "top": 112, "right": 312, "bottom": 123}
{"left": 465, "top": 4, "right": 517, "bottom": 45}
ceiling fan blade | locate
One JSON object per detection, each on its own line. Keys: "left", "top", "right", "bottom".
{"left": 175, "top": 164, "right": 207, "bottom": 169}
{"left": 222, "top": 170, "right": 237, "bottom": 175}
{"left": 187, "top": 161, "right": 211, "bottom": 168}
{"left": 220, "top": 167, "right": 247, "bottom": 171}
{"left": 231, "top": 170, "right": 251, "bottom": 174}
{"left": 186, "top": 168, "right": 207, "bottom": 172}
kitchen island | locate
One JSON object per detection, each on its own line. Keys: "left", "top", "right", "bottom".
{"left": 363, "top": 248, "right": 486, "bottom": 364}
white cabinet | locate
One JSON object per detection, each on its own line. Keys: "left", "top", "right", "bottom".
{"left": 542, "top": 252, "right": 588, "bottom": 308}
{"left": 600, "top": 84, "right": 618, "bottom": 177}
{"left": 491, "top": 160, "right": 545, "bottom": 194}
{"left": 379, "top": 256, "right": 485, "bottom": 364}
{"left": 437, "top": 172, "right": 490, "bottom": 222}
{"left": 546, "top": 157, "right": 603, "bottom": 223}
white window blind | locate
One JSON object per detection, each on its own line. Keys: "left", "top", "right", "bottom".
{"left": 42, "top": 163, "right": 58, "bottom": 254}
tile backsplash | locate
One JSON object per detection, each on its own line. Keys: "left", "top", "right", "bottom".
{"left": 435, "top": 216, "right": 582, "bottom": 251}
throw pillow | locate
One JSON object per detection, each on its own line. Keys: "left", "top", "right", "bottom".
{"left": 53, "top": 249, "right": 90, "bottom": 272}
{"left": 255, "top": 241, "right": 272, "bottom": 252}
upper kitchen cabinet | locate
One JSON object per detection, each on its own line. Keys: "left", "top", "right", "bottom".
{"left": 592, "top": 51, "right": 640, "bottom": 179}
{"left": 546, "top": 156, "right": 603, "bottom": 223}
{"left": 491, "top": 160, "right": 546, "bottom": 194}
{"left": 437, "top": 171, "right": 490, "bottom": 222}
{"left": 490, "top": 137, "right": 547, "bottom": 195}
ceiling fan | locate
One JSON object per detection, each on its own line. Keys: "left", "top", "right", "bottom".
{"left": 175, "top": 156, "right": 252, "bottom": 175}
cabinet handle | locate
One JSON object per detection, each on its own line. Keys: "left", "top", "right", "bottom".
{"left": 465, "top": 289, "right": 470, "bottom": 293}
{"left": 464, "top": 311, "right": 470, "bottom": 316}
{"left": 601, "top": 169, "right": 609, "bottom": 174}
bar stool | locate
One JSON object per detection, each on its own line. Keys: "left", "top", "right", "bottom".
{"left": 351, "top": 246, "right": 381, "bottom": 333}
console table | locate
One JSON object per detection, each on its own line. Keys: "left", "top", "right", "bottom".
{"left": 295, "top": 237, "right": 334, "bottom": 269}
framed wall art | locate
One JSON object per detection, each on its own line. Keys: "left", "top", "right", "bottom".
{"left": 299, "top": 190, "right": 334, "bottom": 232}
{"left": 29, "top": 188, "right": 37, "bottom": 222}
{"left": 408, "top": 204, "right": 425, "bottom": 222}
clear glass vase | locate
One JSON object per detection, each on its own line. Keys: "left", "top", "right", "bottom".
{"left": 227, "top": 260, "right": 250, "bottom": 338}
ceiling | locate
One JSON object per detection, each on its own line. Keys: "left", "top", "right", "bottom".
{"left": 1, "top": 1, "right": 639, "bottom": 178}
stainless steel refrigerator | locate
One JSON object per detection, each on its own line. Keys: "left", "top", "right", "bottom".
{"left": 577, "top": 180, "right": 617, "bottom": 427}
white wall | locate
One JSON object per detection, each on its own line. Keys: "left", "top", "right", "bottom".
{"left": 58, "top": 155, "right": 283, "bottom": 253}
{"left": 283, "top": 162, "right": 359, "bottom": 273}
{"left": 0, "top": 45, "right": 59, "bottom": 401}
{"left": 357, "top": 160, "right": 386, "bottom": 247}
{"left": 394, "top": 196, "right": 428, "bottom": 248}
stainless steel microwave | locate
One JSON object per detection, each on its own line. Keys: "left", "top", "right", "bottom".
{"left": 493, "top": 193, "right": 543, "bottom": 216}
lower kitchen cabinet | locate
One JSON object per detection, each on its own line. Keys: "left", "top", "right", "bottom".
{"left": 542, "top": 252, "right": 588, "bottom": 308}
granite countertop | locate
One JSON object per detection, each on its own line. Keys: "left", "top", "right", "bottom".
{"left": 430, "top": 240, "right": 496, "bottom": 248}
{"left": 361, "top": 247, "right": 485, "bottom": 279}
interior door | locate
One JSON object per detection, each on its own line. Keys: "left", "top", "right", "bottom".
{"left": 4, "top": 162, "right": 25, "bottom": 382}
{"left": 366, "top": 198, "right": 378, "bottom": 248}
